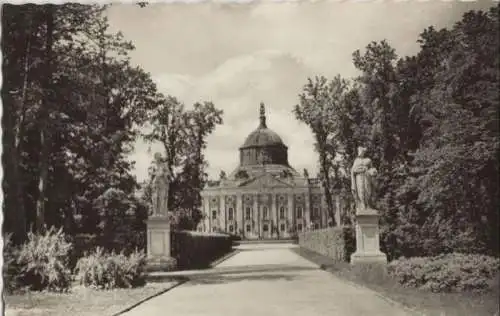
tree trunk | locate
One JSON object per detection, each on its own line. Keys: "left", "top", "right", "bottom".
{"left": 35, "top": 5, "right": 55, "bottom": 232}
{"left": 319, "top": 147, "right": 336, "bottom": 227}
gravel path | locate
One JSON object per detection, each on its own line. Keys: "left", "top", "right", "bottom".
{"left": 122, "top": 243, "right": 412, "bottom": 316}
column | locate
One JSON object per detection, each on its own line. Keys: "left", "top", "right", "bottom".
{"left": 287, "top": 192, "right": 294, "bottom": 237}
{"left": 270, "top": 193, "right": 277, "bottom": 239}
{"left": 219, "top": 194, "right": 225, "bottom": 232}
{"left": 237, "top": 193, "right": 243, "bottom": 237}
{"left": 204, "top": 196, "right": 210, "bottom": 232}
{"left": 304, "top": 192, "right": 310, "bottom": 231}
{"left": 253, "top": 193, "right": 259, "bottom": 239}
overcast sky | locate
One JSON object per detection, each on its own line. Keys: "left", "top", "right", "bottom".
{"left": 106, "top": 1, "right": 493, "bottom": 183}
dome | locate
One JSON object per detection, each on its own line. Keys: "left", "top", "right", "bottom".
{"left": 242, "top": 127, "right": 285, "bottom": 148}
{"left": 239, "top": 103, "right": 289, "bottom": 167}
{"left": 240, "top": 102, "right": 286, "bottom": 149}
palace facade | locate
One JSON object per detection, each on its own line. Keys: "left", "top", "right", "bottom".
{"left": 198, "top": 103, "right": 341, "bottom": 239}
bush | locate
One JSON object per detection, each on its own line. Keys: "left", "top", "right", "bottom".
{"left": 298, "top": 226, "right": 355, "bottom": 262}
{"left": 75, "top": 247, "right": 146, "bottom": 290}
{"left": 388, "top": 253, "right": 500, "bottom": 293}
{"left": 3, "top": 233, "right": 22, "bottom": 293}
{"left": 15, "top": 227, "right": 73, "bottom": 292}
{"left": 171, "top": 231, "right": 232, "bottom": 269}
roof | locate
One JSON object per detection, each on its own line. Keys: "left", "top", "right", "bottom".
{"left": 240, "top": 102, "right": 286, "bottom": 149}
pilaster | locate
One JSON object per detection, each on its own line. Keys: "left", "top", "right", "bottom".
{"left": 219, "top": 194, "right": 226, "bottom": 231}
{"left": 237, "top": 193, "right": 243, "bottom": 236}
{"left": 271, "top": 193, "right": 277, "bottom": 238}
{"left": 287, "top": 192, "right": 293, "bottom": 237}
{"left": 253, "top": 193, "right": 259, "bottom": 239}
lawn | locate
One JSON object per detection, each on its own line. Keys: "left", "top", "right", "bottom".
{"left": 292, "top": 247, "right": 500, "bottom": 316}
{"left": 3, "top": 281, "right": 180, "bottom": 316}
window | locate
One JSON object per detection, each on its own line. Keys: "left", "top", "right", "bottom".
{"left": 314, "top": 223, "right": 319, "bottom": 230}
{"left": 280, "top": 223, "right": 285, "bottom": 231}
{"left": 228, "top": 208, "right": 234, "bottom": 221}
{"left": 263, "top": 224, "right": 269, "bottom": 232}
{"left": 313, "top": 207, "right": 319, "bottom": 218}
{"left": 212, "top": 227, "right": 217, "bottom": 232}
{"left": 246, "top": 224, "right": 251, "bottom": 232}
{"left": 212, "top": 210, "right": 217, "bottom": 219}
{"left": 263, "top": 207, "right": 268, "bottom": 219}
{"left": 245, "top": 207, "right": 251, "bottom": 220}
{"left": 279, "top": 207, "right": 285, "bottom": 219}
{"left": 229, "top": 225, "right": 234, "bottom": 233}
{"left": 297, "top": 207, "right": 303, "bottom": 219}
{"left": 297, "top": 223, "right": 303, "bottom": 231}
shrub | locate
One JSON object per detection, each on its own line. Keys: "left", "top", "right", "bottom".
{"left": 3, "top": 233, "right": 22, "bottom": 293}
{"left": 75, "top": 247, "right": 146, "bottom": 290}
{"left": 15, "top": 227, "right": 73, "bottom": 292}
{"left": 171, "top": 231, "right": 232, "bottom": 269}
{"left": 388, "top": 253, "right": 500, "bottom": 293}
{"left": 298, "top": 226, "right": 355, "bottom": 262}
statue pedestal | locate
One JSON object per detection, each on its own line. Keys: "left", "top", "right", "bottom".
{"left": 146, "top": 216, "right": 175, "bottom": 272}
{"left": 350, "top": 209, "right": 387, "bottom": 266}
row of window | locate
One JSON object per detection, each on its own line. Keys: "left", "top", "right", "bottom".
{"left": 203, "top": 222, "right": 320, "bottom": 233}
{"left": 221, "top": 223, "right": 304, "bottom": 234}
{"left": 211, "top": 206, "right": 319, "bottom": 220}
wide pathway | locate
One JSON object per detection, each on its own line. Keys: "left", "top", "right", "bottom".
{"left": 123, "top": 243, "right": 414, "bottom": 316}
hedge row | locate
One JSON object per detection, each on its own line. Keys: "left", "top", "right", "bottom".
{"left": 388, "top": 253, "right": 500, "bottom": 293}
{"left": 171, "top": 231, "right": 233, "bottom": 269}
{"left": 298, "top": 226, "right": 355, "bottom": 262}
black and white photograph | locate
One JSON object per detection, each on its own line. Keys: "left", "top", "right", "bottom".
{"left": 1, "top": 1, "right": 499, "bottom": 315}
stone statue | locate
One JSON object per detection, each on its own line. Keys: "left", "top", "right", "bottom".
{"left": 351, "top": 146, "right": 378, "bottom": 212}
{"left": 151, "top": 153, "right": 172, "bottom": 217}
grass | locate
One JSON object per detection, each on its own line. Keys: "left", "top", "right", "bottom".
{"left": 3, "top": 281, "right": 180, "bottom": 316}
{"left": 292, "top": 247, "right": 500, "bottom": 316}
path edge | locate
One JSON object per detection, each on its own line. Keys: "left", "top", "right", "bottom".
{"left": 111, "top": 279, "right": 188, "bottom": 316}
{"left": 291, "top": 247, "right": 424, "bottom": 316}
{"left": 210, "top": 248, "right": 241, "bottom": 268}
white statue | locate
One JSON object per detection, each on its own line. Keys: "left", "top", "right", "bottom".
{"left": 351, "top": 146, "right": 378, "bottom": 212}
{"left": 151, "top": 153, "right": 172, "bottom": 217}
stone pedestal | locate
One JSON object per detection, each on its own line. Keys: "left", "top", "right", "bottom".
{"left": 350, "top": 209, "right": 387, "bottom": 266}
{"left": 146, "top": 216, "right": 174, "bottom": 271}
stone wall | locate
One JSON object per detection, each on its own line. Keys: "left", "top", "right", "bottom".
{"left": 298, "top": 226, "right": 355, "bottom": 262}
{"left": 171, "top": 230, "right": 233, "bottom": 269}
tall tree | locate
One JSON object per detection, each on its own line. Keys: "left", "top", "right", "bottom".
{"left": 294, "top": 75, "right": 349, "bottom": 226}
{"left": 143, "top": 99, "right": 223, "bottom": 229}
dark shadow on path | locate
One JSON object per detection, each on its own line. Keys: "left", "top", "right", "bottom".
{"left": 185, "top": 273, "right": 298, "bottom": 286}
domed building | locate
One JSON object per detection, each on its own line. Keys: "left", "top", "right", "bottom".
{"left": 199, "top": 103, "right": 341, "bottom": 239}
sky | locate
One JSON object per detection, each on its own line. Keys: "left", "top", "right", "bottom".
{"left": 106, "top": 0, "right": 494, "bottom": 183}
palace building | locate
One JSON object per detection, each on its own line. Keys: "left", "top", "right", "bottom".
{"left": 198, "top": 103, "right": 341, "bottom": 239}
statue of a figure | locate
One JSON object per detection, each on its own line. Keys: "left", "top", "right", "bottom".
{"left": 351, "top": 146, "right": 378, "bottom": 212}
{"left": 151, "top": 153, "right": 172, "bottom": 217}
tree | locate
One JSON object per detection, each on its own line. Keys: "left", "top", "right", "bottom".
{"left": 143, "top": 98, "right": 223, "bottom": 229}
{"left": 2, "top": 4, "right": 163, "bottom": 246}
{"left": 294, "top": 75, "right": 349, "bottom": 226}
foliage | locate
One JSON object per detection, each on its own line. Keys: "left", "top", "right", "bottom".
{"left": 2, "top": 4, "right": 162, "bottom": 242}
{"left": 3, "top": 233, "right": 23, "bottom": 293}
{"left": 13, "top": 227, "right": 73, "bottom": 292}
{"left": 294, "top": 5, "right": 499, "bottom": 259}
{"left": 143, "top": 99, "right": 223, "bottom": 229}
{"left": 388, "top": 253, "right": 500, "bottom": 293}
{"left": 298, "top": 226, "right": 355, "bottom": 262}
{"left": 74, "top": 247, "right": 147, "bottom": 290}
{"left": 171, "top": 231, "right": 232, "bottom": 269}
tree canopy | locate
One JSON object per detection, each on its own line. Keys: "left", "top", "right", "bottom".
{"left": 294, "top": 5, "right": 499, "bottom": 259}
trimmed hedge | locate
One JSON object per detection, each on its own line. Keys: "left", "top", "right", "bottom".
{"left": 298, "top": 226, "right": 355, "bottom": 262}
{"left": 388, "top": 253, "right": 500, "bottom": 293}
{"left": 171, "top": 231, "right": 233, "bottom": 269}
